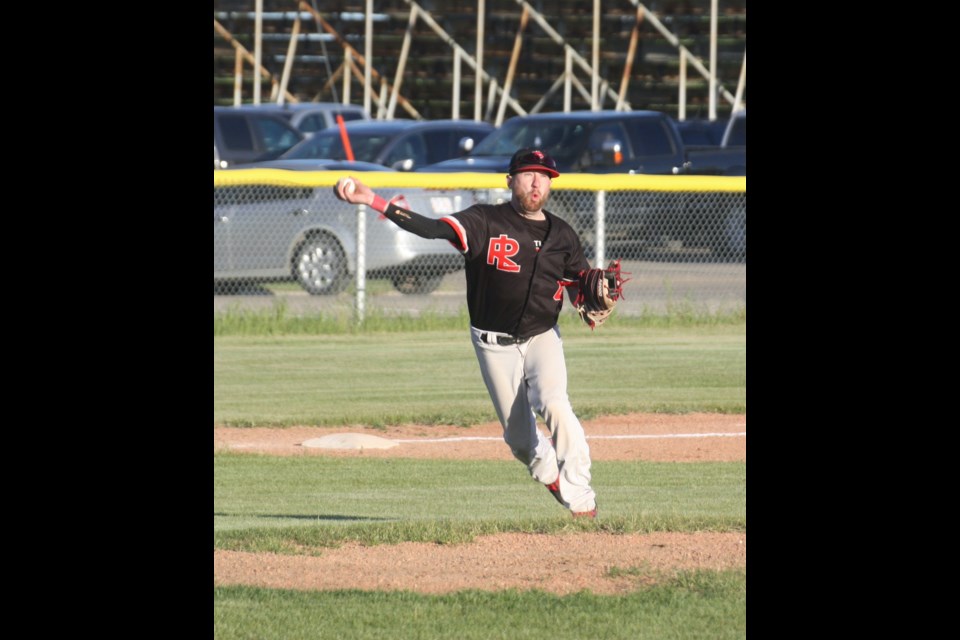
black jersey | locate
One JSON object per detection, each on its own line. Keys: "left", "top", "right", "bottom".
{"left": 440, "top": 202, "right": 590, "bottom": 338}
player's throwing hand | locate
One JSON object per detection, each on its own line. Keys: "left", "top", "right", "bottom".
{"left": 334, "top": 176, "right": 364, "bottom": 203}
{"left": 333, "top": 176, "right": 391, "bottom": 213}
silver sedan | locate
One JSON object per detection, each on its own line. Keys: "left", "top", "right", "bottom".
{"left": 214, "top": 177, "right": 474, "bottom": 295}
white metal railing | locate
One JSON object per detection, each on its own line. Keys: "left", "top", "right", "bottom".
{"left": 216, "top": 0, "right": 745, "bottom": 121}
{"left": 392, "top": 0, "right": 527, "bottom": 122}
{"left": 625, "top": 0, "right": 743, "bottom": 120}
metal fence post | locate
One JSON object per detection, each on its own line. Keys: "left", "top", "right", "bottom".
{"left": 356, "top": 204, "right": 367, "bottom": 324}
{"left": 595, "top": 190, "right": 606, "bottom": 267}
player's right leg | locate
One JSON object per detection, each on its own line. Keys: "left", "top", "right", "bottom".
{"left": 470, "top": 327, "right": 558, "bottom": 482}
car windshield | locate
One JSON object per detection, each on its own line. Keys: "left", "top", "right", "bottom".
{"left": 282, "top": 131, "right": 393, "bottom": 162}
{"left": 467, "top": 119, "right": 588, "bottom": 166}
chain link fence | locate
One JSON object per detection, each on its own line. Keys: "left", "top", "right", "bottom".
{"left": 214, "top": 170, "right": 745, "bottom": 317}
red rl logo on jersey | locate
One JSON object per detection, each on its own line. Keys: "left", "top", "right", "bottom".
{"left": 486, "top": 234, "right": 521, "bottom": 272}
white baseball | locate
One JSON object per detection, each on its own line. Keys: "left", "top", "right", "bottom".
{"left": 340, "top": 178, "right": 356, "bottom": 197}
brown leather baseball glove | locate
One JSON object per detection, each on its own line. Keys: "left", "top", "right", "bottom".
{"left": 574, "top": 259, "right": 629, "bottom": 329}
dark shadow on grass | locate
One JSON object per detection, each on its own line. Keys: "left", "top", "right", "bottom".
{"left": 214, "top": 512, "right": 390, "bottom": 522}
{"left": 263, "top": 514, "right": 392, "bottom": 522}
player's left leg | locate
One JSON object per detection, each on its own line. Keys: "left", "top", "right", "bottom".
{"left": 523, "top": 325, "right": 597, "bottom": 514}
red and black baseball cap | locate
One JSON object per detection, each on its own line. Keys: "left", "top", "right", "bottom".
{"left": 508, "top": 148, "right": 560, "bottom": 178}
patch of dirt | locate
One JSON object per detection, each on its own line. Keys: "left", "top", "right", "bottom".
{"left": 214, "top": 412, "right": 746, "bottom": 594}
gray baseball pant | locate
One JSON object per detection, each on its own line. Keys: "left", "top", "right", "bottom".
{"left": 471, "top": 325, "right": 597, "bottom": 513}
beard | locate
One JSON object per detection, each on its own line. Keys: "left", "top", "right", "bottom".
{"left": 518, "top": 190, "right": 550, "bottom": 213}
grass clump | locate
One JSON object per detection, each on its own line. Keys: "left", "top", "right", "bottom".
{"left": 214, "top": 302, "right": 745, "bottom": 336}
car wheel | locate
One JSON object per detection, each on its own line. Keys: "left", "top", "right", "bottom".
{"left": 391, "top": 273, "right": 444, "bottom": 295}
{"left": 293, "top": 234, "right": 349, "bottom": 295}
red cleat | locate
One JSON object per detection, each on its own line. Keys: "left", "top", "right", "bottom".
{"left": 545, "top": 478, "right": 565, "bottom": 506}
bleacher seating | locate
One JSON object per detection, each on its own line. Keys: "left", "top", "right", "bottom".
{"left": 213, "top": 0, "right": 746, "bottom": 119}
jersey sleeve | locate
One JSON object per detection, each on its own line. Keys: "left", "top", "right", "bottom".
{"left": 439, "top": 216, "right": 469, "bottom": 253}
{"left": 381, "top": 202, "right": 459, "bottom": 242}
{"left": 446, "top": 205, "right": 489, "bottom": 259}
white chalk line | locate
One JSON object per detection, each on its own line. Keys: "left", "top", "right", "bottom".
{"left": 392, "top": 432, "right": 746, "bottom": 444}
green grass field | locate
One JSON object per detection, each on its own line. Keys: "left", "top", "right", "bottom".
{"left": 214, "top": 576, "right": 747, "bottom": 640}
{"left": 213, "top": 314, "right": 746, "bottom": 638}
{"left": 214, "top": 314, "right": 746, "bottom": 427}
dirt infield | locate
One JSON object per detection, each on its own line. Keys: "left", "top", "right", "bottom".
{"left": 214, "top": 412, "right": 746, "bottom": 594}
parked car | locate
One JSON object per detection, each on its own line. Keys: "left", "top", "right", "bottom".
{"left": 672, "top": 110, "right": 745, "bottom": 148}
{"left": 673, "top": 118, "right": 728, "bottom": 146}
{"left": 268, "top": 119, "right": 496, "bottom": 171}
{"left": 224, "top": 158, "right": 390, "bottom": 172}
{"left": 720, "top": 109, "right": 745, "bottom": 147}
{"left": 214, "top": 171, "right": 473, "bottom": 295}
{"left": 234, "top": 101, "right": 370, "bottom": 137}
{"left": 214, "top": 106, "right": 305, "bottom": 169}
{"left": 417, "top": 109, "right": 743, "bottom": 176}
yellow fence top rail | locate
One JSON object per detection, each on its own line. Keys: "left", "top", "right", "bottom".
{"left": 214, "top": 169, "right": 746, "bottom": 193}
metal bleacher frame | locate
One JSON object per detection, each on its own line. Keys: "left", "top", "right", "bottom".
{"left": 213, "top": 0, "right": 745, "bottom": 122}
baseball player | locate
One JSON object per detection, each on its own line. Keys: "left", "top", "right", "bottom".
{"left": 335, "top": 148, "right": 599, "bottom": 518}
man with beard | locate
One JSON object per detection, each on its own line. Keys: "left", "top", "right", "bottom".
{"left": 334, "top": 148, "right": 599, "bottom": 518}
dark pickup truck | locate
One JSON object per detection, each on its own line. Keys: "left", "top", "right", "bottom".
{"left": 419, "top": 110, "right": 746, "bottom": 259}
{"left": 419, "top": 109, "right": 745, "bottom": 177}
{"left": 673, "top": 110, "right": 746, "bottom": 176}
